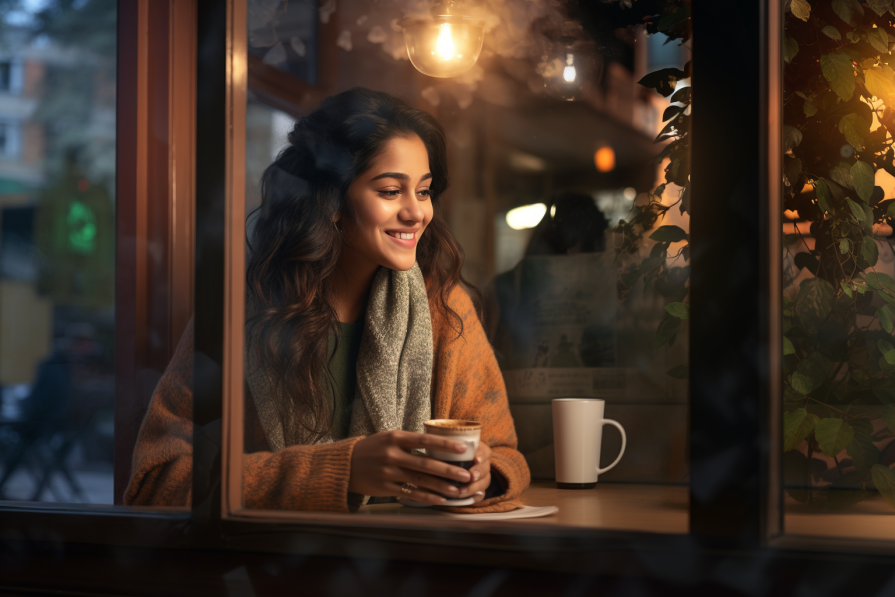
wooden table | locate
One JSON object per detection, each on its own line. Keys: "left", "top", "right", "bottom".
{"left": 358, "top": 481, "right": 689, "bottom": 534}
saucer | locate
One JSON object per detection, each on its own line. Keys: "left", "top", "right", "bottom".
{"left": 398, "top": 496, "right": 475, "bottom": 508}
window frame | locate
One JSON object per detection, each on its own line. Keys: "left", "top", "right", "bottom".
{"left": 217, "top": 0, "right": 743, "bottom": 560}
{"left": 6, "top": 0, "right": 895, "bottom": 583}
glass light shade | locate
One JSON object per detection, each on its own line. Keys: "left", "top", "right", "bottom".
{"left": 402, "top": 16, "right": 485, "bottom": 78}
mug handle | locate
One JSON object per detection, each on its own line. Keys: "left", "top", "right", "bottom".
{"left": 595, "top": 419, "right": 626, "bottom": 475}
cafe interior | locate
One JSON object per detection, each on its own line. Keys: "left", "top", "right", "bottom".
{"left": 0, "top": 0, "right": 894, "bottom": 595}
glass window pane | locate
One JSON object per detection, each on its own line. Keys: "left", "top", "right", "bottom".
{"left": 0, "top": 1, "right": 116, "bottom": 504}
{"left": 782, "top": 1, "right": 895, "bottom": 540}
{"left": 235, "top": 0, "right": 690, "bottom": 532}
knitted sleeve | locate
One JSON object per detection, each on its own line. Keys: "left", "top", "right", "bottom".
{"left": 123, "top": 320, "right": 362, "bottom": 512}
{"left": 430, "top": 285, "right": 532, "bottom": 511}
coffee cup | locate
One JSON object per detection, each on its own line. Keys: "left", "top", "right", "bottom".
{"left": 552, "top": 398, "right": 626, "bottom": 489}
{"left": 422, "top": 419, "right": 481, "bottom": 506}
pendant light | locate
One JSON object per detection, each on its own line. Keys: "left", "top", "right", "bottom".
{"left": 399, "top": 1, "right": 485, "bottom": 78}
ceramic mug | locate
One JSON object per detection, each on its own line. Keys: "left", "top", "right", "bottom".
{"left": 552, "top": 398, "right": 626, "bottom": 489}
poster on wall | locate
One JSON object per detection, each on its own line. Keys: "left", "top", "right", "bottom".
{"left": 491, "top": 252, "right": 623, "bottom": 400}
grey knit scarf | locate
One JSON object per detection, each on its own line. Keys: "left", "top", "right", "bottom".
{"left": 246, "top": 263, "right": 433, "bottom": 452}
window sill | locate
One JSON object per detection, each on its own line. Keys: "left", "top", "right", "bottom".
{"left": 227, "top": 481, "right": 688, "bottom": 534}
{"left": 784, "top": 494, "right": 895, "bottom": 543}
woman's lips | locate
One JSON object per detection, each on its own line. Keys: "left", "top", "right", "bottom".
{"left": 385, "top": 230, "right": 418, "bottom": 248}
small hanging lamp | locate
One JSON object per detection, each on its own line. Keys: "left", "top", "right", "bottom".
{"left": 399, "top": 1, "right": 485, "bottom": 78}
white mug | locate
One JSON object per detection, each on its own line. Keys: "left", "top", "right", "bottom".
{"left": 552, "top": 398, "right": 626, "bottom": 489}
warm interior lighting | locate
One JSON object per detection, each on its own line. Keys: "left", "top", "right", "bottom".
{"left": 594, "top": 146, "right": 616, "bottom": 172}
{"left": 562, "top": 53, "right": 576, "bottom": 82}
{"left": 784, "top": 209, "right": 800, "bottom": 220}
{"left": 435, "top": 23, "right": 456, "bottom": 60}
{"left": 400, "top": 2, "right": 485, "bottom": 78}
{"left": 506, "top": 203, "right": 548, "bottom": 230}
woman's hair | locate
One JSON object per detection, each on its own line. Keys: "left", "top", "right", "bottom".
{"left": 246, "top": 87, "right": 471, "bottom": 444}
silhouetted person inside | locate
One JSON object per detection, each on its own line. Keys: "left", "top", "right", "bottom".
{"left": 523, "top": 192, "right": 610, "bottom": 256}
{"left": 487, "top": 192, "right": 612, "bottom": 370}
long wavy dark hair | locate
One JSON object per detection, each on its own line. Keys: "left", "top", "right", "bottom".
{"left": 246, "top": 87, "right": 473, "bottom": 444}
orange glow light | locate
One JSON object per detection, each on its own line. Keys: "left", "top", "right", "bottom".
{"left": 594, "top": 146, "right": 615, "bottom": 172}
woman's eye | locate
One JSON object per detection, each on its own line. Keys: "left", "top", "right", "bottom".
{"left": 417, "top": 189, "right": 431, "bottom": 199}
{"left": 378, "top": 190, "right": 401, "bottom": 197}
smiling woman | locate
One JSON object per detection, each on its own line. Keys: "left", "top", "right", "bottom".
{"left": 125, "top": 88, "right": 530, "bottom": 512}
{"left": 333, "top": 135, "right": 435, "bottom": 322}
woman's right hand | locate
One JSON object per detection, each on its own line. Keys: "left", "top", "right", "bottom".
{"left": 348, "top": 430, "right": 473, "bottom": 505}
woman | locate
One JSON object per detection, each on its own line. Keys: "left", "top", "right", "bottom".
{"left": 125, "top": 88, "right": 530, "bottom": 512}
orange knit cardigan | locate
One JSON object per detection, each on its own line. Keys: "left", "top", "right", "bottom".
{"left": 124, "top": 284, "right": 530, "bottom": 512}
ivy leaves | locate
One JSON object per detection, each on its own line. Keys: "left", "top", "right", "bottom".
{"left": 790, "top": 0, "right": 811, "bottom": 21}
{"left": 637, "top": 67, "right": 687, "bottom": 98}
{"left": 872, "top": 465, "right": 895, "bottom": 508}
{"left": 784, "top": 408, "right": 819, "bottom": 451}
{"left": 864, "top": 65, "right": 895, "bottom": 104}
{"left": 851, "top": 160, "right": 875, "bottom": 202}
{"left": 821, "top": 51, "right": 856, "bottom": 102}
{"left": 623, "top": 61, "right": 692, "bottom": 359}
{"left": 782, "top": 1, "right": 895, "bottom": 513}
{"left": 794, "top": 278, "right": 835, "bottom": 336}
{"left": 815, "top": 417, "right": 855, "bottom": 457}
{"left": 832, "top": 0, "right": 864, "bottom": 27}
{"left": 839, "top": 113, "right": 870, "bottom": 150}
{"left": 792, "top": 352, "right": 831, "bottom": 395}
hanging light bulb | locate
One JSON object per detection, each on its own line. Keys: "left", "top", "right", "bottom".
{"left": 539, "top": 29, "right": 601, "bottom": 101}
{"left": 435, "top": 23, "right": 456, "bottom": 60}
{"left": 562, "top": 53, "right": 577, "bottom": 83}
{"left": 400, "top": 1, "right": 485, "bottom": 78}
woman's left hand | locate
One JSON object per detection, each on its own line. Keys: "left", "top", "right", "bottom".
{"left": 457, "top": 441, "right": 491, "bottom": 503}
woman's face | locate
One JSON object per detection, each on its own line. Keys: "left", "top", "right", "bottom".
{"left": 339, "top": 134, "right": 434, "bottom": 272}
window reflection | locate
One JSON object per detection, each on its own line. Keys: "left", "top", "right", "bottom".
{"left": 240, "top": 0, "right": 690, "bottom": 525}
{"left": 0, "top": 0, "right": 116, "bottom": 504}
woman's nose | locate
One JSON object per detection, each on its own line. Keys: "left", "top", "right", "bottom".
{"left": 398, "top": 194, "right": 424, "bottom": 223}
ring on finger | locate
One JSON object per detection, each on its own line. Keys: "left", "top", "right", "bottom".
{"left": 400, "top": 484, "right": 412, "bottom": 495}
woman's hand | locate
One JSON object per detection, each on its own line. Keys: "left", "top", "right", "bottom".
{"left": 456, "top": 441, "right": 491, "bottom": 503}
{"left": 348, "top": 430, "right": 473, "bottom": 505}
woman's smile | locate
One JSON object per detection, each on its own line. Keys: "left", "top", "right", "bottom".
{"left": 385, "top": 228, "right": 420, "bottom": 247}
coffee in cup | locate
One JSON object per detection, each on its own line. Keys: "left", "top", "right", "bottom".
{"left": 422, "top": 419, "right": 481, "bottom": 506}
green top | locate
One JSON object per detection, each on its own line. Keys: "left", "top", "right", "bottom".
{"left": 326, "top": 321, "right": 363, "bottom": 439}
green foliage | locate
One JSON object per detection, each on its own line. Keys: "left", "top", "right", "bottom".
{"left": 784, "top": 336, "right": 796, "bottom": 355}
{"left": 784, "top": 36, "right": 800, "bottom": 63}
{"left": 784, "top": 408, "right": 820, "bottom": 451}
{"left": 822, "top": 25, "right": 842, "bottom": 40}
{"left": 871, "top": 465, "right": 895, "bottom": 508}
{"left": 845, "top": 418, "right": 878, "bottom": 470}
{"left": 778, "top": 0, "right": 895, "bottom": 512}
{"left": 791, "top": 0, "right": 812, "bottom": 21}
{"left": 822, "top": 51, "right": 856, "bottom": 101}
{"left": 664, "top": 302, "right": 689, "bottom": 319}
{"left": 864, "top": 65, "right": 895, "bottom": 102}
{"left": 794, "top": 278, "right": 835, "bottom": 335}
{"left": 839, "top": 113, "right": 870, "bottom": 150}
{"left": 626, "top": 0, "right": 895, "bottom": 512}
{"left": 851, "top": 161, "right": 875, "bottom": 202}
{"left": 815, "top": 418, "right": 855, "bottom": 457}
{"left": 792, "top": 352, "right": 832, "bottom": 395}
